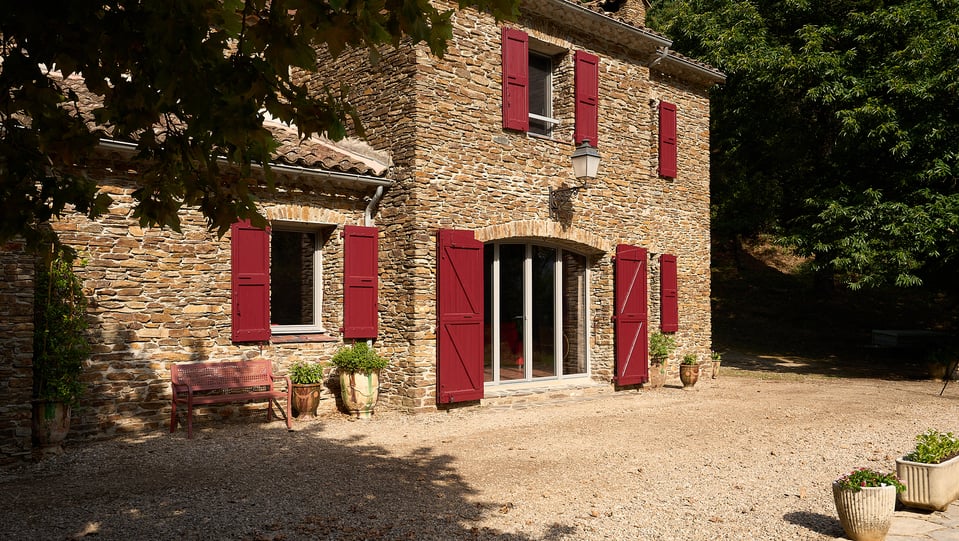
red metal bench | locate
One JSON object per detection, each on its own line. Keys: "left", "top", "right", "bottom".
{"left": 170, "top": 359, "right": 292, "bottom": 438}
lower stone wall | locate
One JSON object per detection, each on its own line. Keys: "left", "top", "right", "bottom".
{"left": 0, "top": 241, "right": 35, "bottom": 464}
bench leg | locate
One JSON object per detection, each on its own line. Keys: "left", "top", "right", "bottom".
{"left": 170, "top": 401, "right": 178, "bottom": 433}
{"left": 271, "top": 398, "right": 292, "bottom": 430}
{"left": 186, "top": 404, "right": 194, "bottom": 439}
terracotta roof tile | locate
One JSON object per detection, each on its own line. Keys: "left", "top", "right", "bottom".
{"left": 53, "top": 72, "right": 390, "bottom": 178}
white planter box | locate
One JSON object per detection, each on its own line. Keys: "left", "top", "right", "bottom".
{"left": 896, "top": 454, "right": 959, "bottom": 511}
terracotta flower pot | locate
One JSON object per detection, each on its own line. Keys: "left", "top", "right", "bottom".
{"left": 291, "top": 383, "right": 323, "bottom": 419}
{"left": 832, "top": 483, "right": 896, "bottom": 541}
{"left": 679, "top": 364, "right": 700, "bottom": 388}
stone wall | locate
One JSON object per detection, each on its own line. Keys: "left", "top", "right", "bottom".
{"left": 0, "top": 241, "right": 34, "bottom": 463}
{"left": 310, "top": 3, "right": 715, "bottom": 410}
{"left": 0, "top": 1, "right": 717, "bottom": 456}
{"left": 36, "top": 158, "right": 375, "bottom": 444}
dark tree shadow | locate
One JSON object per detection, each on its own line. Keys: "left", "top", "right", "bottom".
{"left": 0, "top": 422, "right": 578, "bottom": 540}
{"left": 783, "top": 511, "right": 844, "bottom": 537}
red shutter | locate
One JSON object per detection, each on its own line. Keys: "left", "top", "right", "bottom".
{"left": 660, "top": 254, "right": 678, "bottom": 332}
{"left": 343, "top": 225, "right": 379, "bottom": 339}
{"left": 614, "top": 244, "right": 649, "bottom": 386}
{"left": 658, "top": 101, "right": 677, "bottom": 178}
{"left": 436, "top": 229, "right": 485, "bottom": 403}
{"left": 502, "top": 27, "right": 529, "bottom": 132}
{"left": 231, "top": 220, "right": 271, "bottom": 342}
{"left": 574, "top": 50, "right": 599, "bottom": 147}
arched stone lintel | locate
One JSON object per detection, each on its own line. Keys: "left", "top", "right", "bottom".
{"left": 264, "top": 205, "right": 354, "bottom": 226}
{"left": 474, "top": 220, "right": 611, "bottom": 255}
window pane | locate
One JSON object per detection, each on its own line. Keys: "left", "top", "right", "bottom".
{"left": 562, "top": 251, "right": 588, "bottom": 375}
{"left": 498, "top": 244, "right": 525, "bottom": 381}
{"left": 484, "top": 244, "right": 494, "bottom": 382}
{"left": 529, "top": 53, "right": 551, "bottom": 136}
{"left": 531, "top": 246, "right": 556, "bottom": 377}
{"left": 271, "top": 231, "right": 315, "bottom": 326}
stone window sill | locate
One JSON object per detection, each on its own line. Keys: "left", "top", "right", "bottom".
{"left": 271, "top": 333, "right": 339, "bottom": 344}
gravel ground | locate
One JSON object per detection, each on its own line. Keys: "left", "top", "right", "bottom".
{"left": 3, "top": 365, "right": 959, "bottom": 541}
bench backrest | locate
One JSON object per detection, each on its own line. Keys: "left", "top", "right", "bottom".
{"left": 171, "top": 359, "right": 275, "bottom": 391}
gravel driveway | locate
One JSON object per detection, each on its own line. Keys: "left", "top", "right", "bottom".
{"left": 3, "top": 363, "right": 958, "bottom": 540}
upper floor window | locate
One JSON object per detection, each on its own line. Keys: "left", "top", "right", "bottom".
{"left": 528, "top": 51, "right": 555, "bottom": 137}
{"left": 502, "top": 27, "right": 599, "bottom": 147}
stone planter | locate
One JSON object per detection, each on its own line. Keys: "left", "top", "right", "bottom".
{"left": 711, "top": 360, "right": 721, "bottom": 379}
{"left": 832, "top": 483, "right": 897, "bottom": 541}
{"left": 896, "top": 454, "right": 959, "bottom": 511}
{"left": 647, "top": 361, "right": 667, "bottom": 388}
{"left": 339, "top": 370, "right": 380, "bottom": 419}
{"left": 679, "top": 364, "right": 700, "bottom": 389}
{"left": 291, "top": 383, "right": 323, "bottom": 419}
{"left": 32, "top": 400, "right": 71, "bottom": 456}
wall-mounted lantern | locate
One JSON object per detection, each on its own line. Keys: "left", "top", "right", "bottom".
{"left": 550, "top": 140, "right": 601, "bottom": 219}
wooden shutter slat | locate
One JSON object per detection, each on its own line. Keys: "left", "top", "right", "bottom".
{"left": 660, "top": 254, "right": 679, "bottom": 332}
{"left": 614, "top": 244, "right": 648, "bottom": 386}
{"left": 231, "top": 220, "right": 271, "bottom": 342}
{"left": 343, "top": 225, "right": 379, "bottom": 339}
{"left": 437, "top": 229, "right": 485, "bottom": 403}
{"left": 659, "top": 101, "right": 677, "bottom": 178}
{"left": 574, "top": 50, "right": 599, "bottom": 147}
{"left": 502, "top": 27, "right": 529, "bottom": 132}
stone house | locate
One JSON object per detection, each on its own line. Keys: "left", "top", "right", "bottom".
{"left": 0, "top": 0, "right": 722, "bottom": 461}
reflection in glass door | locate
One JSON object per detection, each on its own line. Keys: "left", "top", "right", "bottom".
{"left": 484, "top": 242, "right": 588, "bottom": 384}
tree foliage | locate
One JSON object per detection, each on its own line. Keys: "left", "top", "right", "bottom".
{"left": 1, "top": 0, "right": 518, "bottom": 248}
{"left": 648, "top": 0, "right": 959, "bottom": 288}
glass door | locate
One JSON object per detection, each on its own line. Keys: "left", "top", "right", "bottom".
{"left": 484, "top": 242, "right": 588, "bottom": 384}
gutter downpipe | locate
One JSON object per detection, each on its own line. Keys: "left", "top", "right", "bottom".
{"left": 648, "top": 47, "right": 670, "bottom": 68}
{"left": 364, "top": 185, "right": 386, "bottom": 226}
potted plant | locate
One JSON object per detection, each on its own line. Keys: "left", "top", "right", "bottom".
{"left": 330, "top": 342, "right": 388, "bottom": 419}
{"left": 678, "top": 353, "right": 700, "bottom": 389}
{"left": 289, "top": 361, "right": 326, "bottom": 419}
{"left": 647, "top": 332, "right": 676, "bottom": 388}
{"left": 32, "top": 246, "right": 91, "bottom": 455}
{"left": 710, "top": 350, "right": 722, "bottom": 379}
{"left": 896, "top": 429, "right": 959, "bottom": 510}
{"left": 832, "top": 467, "right": 905, "bottom": 541}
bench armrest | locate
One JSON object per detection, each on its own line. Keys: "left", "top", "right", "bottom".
{"left": 271, "top": 373, "right": 292, "bottom": 391}
{"left": 171, "top": 383, "right": 192, "bottom": 401}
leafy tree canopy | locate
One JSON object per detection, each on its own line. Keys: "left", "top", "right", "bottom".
{"left": 1, "top": 0, "right": 517, "bottom": 249}
{"left": 649, "top": 0, "right": 959, "bottom": 289}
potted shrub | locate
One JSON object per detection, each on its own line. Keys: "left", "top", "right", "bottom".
{"left": 330, "top": 342, "right": 388, "bottom": 419}
{"left": 896, "top": 429, "right": 959, "bottom": 510}
{"left": 647, "top": 332, "right": 675, "bottom": 388}
{"left": 678, "top": 353, "right": 700, "bottom": 389}
{"left": 832, "top": 467, "right": 905, "bottom": 541}
{"left": 710, "top": 350, "right": 722, "bottom": 379}
{"left": 289, "top": 361, "right": 326, "bottom": 419}
{"left": 32, "top": 247, "right": 91, "bottom": 455}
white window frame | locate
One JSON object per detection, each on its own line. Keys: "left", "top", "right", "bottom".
{"left": 485, "top": 242, "right": 591, "bottom": 385}
{"left": 269, "top": 222, "right": 328, "bottom": 335}
{"left": 528, "top": 43, "right": 564, "bottom": 138}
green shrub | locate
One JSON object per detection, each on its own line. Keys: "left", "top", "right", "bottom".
{"left": 330, "top": 342, "right": 388, "bottom": 374}
{"left": 904, "top": 430, "right": 959, "bottom": 464}
{"left": 33, "top": 248, "right": 90, "bottom": 405}
{"left": 649, "top": 332, "right": 676, "bottom": 362}
{"left": 681, "top": 353, "right": 697, "bottom": 365}
{"left": 289, "top": 361, "right": 325, "bottom": 384}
